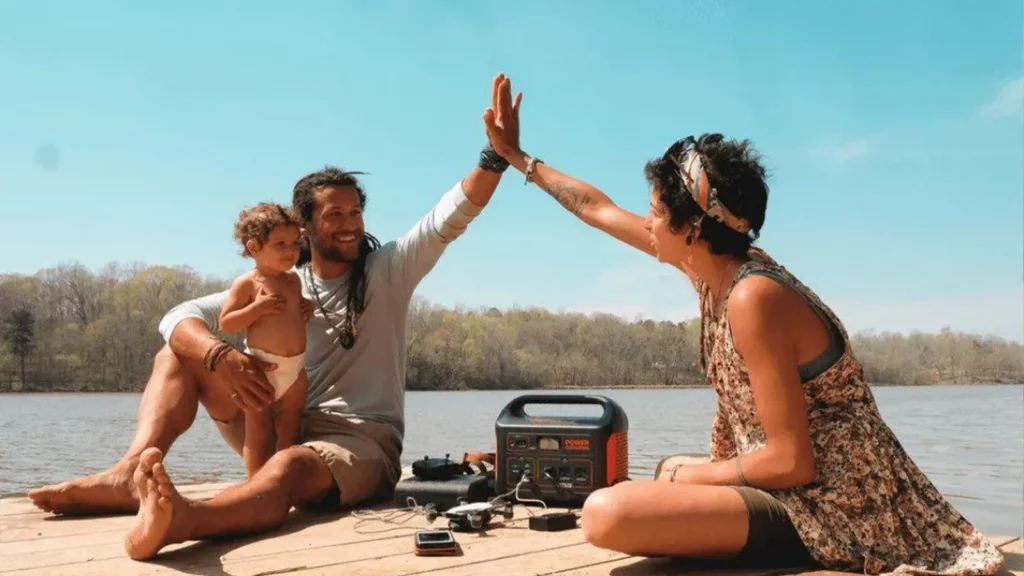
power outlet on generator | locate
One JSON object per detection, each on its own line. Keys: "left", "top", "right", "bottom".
{"left": 538, "top": 461, "right": 591, "bottom": 488}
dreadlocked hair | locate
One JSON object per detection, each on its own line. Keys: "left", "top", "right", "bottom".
{"left": 292, "top": 166, "right": 380, "bottom": 349}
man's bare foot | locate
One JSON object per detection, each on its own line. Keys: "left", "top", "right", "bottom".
{"left": 28, "top": 464, "right": 138, "bottom": 515}
{"left": 124, "top": 448, "right": 191, "bottom": 561}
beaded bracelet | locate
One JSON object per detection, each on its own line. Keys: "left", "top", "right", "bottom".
{"left": 203, "top": 339, "right": 234, "bottom": 372}
{"left": 525, "top": 156, "right": 544, "bottom": 184}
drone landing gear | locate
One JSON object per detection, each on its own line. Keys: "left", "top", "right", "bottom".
{"left": 433, "top": 500, "right": 514, "bottom": 532}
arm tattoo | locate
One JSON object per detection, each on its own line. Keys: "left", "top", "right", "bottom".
{"left": 543, "top": 181, "right": 591, "bottom": 217}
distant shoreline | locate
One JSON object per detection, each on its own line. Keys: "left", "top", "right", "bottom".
{"left": 2, "top": 381, "right": 1021, "bottom": 394}
{"left": 4, "top": 262, "right": 1021, "bottom": 394}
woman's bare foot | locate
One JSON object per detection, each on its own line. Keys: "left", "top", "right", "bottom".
{"left": 124, "top": 448, "right": 192, "bottom": 561}
{"left": 28, "top": 462, "right": 138, "bottom": 515}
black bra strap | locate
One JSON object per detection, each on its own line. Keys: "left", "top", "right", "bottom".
{"left": 738, "top": 268, "right": 845, "bottom": 382}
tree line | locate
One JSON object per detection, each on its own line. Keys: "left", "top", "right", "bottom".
{"left": 1, "top": 262, "right": 1021, "bottom": 392}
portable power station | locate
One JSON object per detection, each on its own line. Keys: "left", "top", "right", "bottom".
{"left": 495, "top": 394, "right": 628, "bottom": 505}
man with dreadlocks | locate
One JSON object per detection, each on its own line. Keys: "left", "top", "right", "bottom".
{"left": 27, "top": 74, "right": 523, "bottom": 561}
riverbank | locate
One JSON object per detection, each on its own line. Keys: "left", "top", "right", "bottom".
{"left": 4, "top": 262, "right": 1022, "bottom": 396}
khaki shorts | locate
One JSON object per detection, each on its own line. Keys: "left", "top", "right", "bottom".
{"left": 214, "top": 409, "right": 402, "bottom": 509}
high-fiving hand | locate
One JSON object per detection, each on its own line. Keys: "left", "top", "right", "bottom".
{"left": 483, "top": 73, "right": 523, "bottom": 160}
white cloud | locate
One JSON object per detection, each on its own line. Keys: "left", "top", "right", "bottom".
{"left": 977, "top": 77, "right": 1024, "bottom": 119}
{"left": 811, "top": 136, "right": 879, "bottom": 164}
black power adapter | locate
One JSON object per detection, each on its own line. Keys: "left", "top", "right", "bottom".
{"left": 528, "top": 512, "right": 578, "bottom": 532}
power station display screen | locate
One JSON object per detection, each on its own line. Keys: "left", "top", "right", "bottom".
{"left": 538, "top": 437, "right": 559, "bottom": 450}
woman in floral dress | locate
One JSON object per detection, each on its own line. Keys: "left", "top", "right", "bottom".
{"left": 481, "top": 79, "right": 1005, "bottom": 575}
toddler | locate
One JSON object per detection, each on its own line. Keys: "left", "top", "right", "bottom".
{"left": 219, "top": 203, "right": 310, "bottom": 478}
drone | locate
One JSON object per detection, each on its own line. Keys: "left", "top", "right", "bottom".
{"left": 427, "top": 499, "right": 514, "bottom": 532}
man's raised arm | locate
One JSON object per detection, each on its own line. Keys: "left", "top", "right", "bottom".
{"left": 385, "top": 74, "right": 520, "bottom": 295}
{"left": 385, "top": 169, "right": 495, "bottom": 295}
{"left": 482, "top": 73, "right": 704, "bottom": 289}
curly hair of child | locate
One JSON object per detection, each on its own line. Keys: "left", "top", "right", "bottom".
{"left": 232, "top": 203, "right": 302, "bottom": 258}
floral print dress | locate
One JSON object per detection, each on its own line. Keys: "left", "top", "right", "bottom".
{"left": 700, "top": 248, "right": 1004, "bottom": 575}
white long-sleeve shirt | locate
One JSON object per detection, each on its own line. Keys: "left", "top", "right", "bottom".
{"left": 157, "top": 181, "right": 483, "bottom": 447}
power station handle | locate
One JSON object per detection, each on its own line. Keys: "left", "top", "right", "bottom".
{"left": 504, "top": 394, "right": 617, "bottom": 423}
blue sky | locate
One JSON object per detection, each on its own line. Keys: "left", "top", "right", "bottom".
{"left": 1, "top": 0, "right": 1022, "bottom": 341}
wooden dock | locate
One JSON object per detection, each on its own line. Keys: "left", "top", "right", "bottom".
{"left": 1, "top": 478, "right": 1020, "bottom": 575}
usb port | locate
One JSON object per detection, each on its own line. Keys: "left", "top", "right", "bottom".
{"left": 558, "top": 467, "right": 571, "bottom": 483}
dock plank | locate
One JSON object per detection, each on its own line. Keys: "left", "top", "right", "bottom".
{"left": 994, "top": 536, "right": 1022, "bottom": 547}
{"left": 1, "top": 499, "right": 449, "bottom": 571}
{"left": 1, "top": 475, "right": 1019, "bottom": 576}
{"left": 0, "top": 483, "right": 233, "bottom": 517}
{"left": 241, "top": 520, "right": 591, "bottom": 576}
{"left": 1, "top": 508, "right": 578, "bottom": 576}
{"left": 998, "top": 537, "right": 1023, "bottom": 576}
{"left": 2, "top": 507, "right": 347, "bottom": 570}
{"left": 555, "top": 556, "right": 801, "bottom": 576}
{"left": 160, "top": 509, "right": 578, "bottom": 576}
{"left": 419, "top": 542, "right": 626, "bottom": 576}
{"left": 563, "top": 538, "right": 1024, "bottom": 576}
{"left": 1, "top": 511, "right": 151, "bottom": 542}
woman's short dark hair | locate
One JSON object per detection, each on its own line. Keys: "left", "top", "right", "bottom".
{"left": 643, "top": 133, "right": 769, "bottom": 257}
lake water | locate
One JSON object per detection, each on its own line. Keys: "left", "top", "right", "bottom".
{"left": 1, "top": 386, "right": 1021, "bottom": 536}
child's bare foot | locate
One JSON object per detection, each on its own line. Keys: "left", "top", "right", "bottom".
{"left": 28, "top": 463, "right": 137, "bottom": 515}
{"left": 124, "top": 448, "right": 191, "bottom": 560}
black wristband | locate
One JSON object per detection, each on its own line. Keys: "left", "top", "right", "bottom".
{"left": 479, "top": 142, "right": 510, "bottom": 173}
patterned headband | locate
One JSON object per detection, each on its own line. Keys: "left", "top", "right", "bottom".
{"left": 664, "top": 137, "right": 752, "bottom": 236}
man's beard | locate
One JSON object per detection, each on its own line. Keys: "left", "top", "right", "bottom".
{"left": 310, "top": 228, "right": 362, "bottom": 264}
